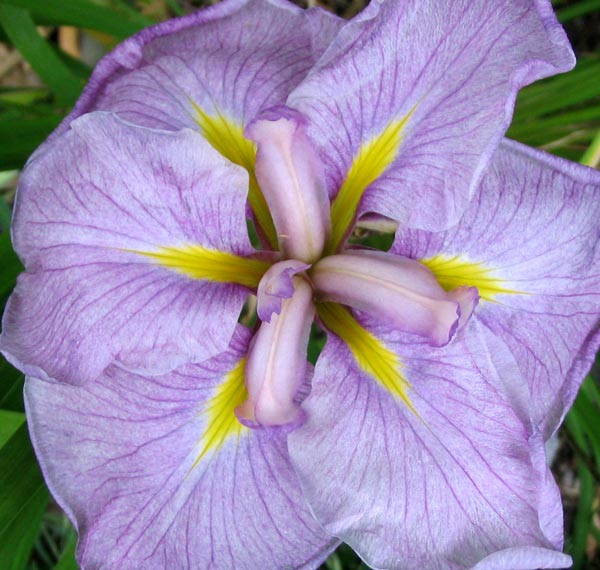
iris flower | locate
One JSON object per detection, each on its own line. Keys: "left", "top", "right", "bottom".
{"left": 2, "top": 0, "right": 600, "bottom": 568}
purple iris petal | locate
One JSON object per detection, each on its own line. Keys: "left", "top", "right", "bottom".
{"left": 257, "top": 259, "right": 311, "bottom": 323}
{"left": 0, "top": 113, "right": 253, "bottom": 384}
{"left": 1, "top": 0, "right": 595, "bottom": 568}
{"left": 241, "top": 276, "right": 314, "bottom": 427}
{"left": 51, "top": 0, "right": 343, "bottom": 138}
{"left": 288, "top": 323, "right": 572, "bottom": 569}
{"left": 394, "top": 139, "right": 600, "bottom": 438}
{"left": 288, "top": 0, "right": 575, "bottom": 231}
{"left": 473, "top": 547, "right": 572, "bottom": 570}
{"left": 311, "top": 249, "right": 478, "bottom": 346}
{"left": 25, "top": 327, "right": 337, "bottom": 569}
{"left": 246, "top": 106, "right": 331, "bottom": 262}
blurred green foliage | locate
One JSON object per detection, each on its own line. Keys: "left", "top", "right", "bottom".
{"left": 0, "top": 0, "right": 599, "bottom": 568}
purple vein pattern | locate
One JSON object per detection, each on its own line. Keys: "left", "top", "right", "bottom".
{"left": 1, "top": 0, "right": 599, "bottom": 569}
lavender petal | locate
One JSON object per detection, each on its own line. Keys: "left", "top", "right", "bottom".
{"left": 25, "top": 327, "right": 337, "bottom": 569}
{"left": 289, "top": 0, "right": 574, "bottom": 232}
{"left": 394, "top": 139, "right": 600, "bottom": 437}
{"left": 0, "top": 113, "right": 253, "bottom": 384}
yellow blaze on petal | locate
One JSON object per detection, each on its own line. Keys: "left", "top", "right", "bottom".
{"left": 132, "top": 245, "right": 271, "bottom": 289}
{"left": 420, "top": 254, "right": 523, "bottom": 302}
{"left": 327, "top": 107, "right": 416, "bottom": 254}
{"left": 192, "top": 358, "right": 248, "bottom": 469}
{"left": 191, "top": 102, "right": 278, "bottom": 248}
{"left": 318, "top": 302, "right": 418, "bottom": 416}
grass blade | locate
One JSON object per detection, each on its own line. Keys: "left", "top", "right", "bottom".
{"left": 2, "top": 0, "right": 152, "bottom": 39}
{"left": 0, "top": 5, "right": 83, "bottom": 105}
{"left": 0, "top": 115, "right": 61, "bottom": 171}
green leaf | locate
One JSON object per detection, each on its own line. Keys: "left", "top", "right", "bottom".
{"left": 0, "top": 190, "right": 24, "bottom": 414}
{"left": 0, "top": 423, "right": 47, "bottom": 547}
{"left": 569, "top": 465, "right": 594, "bottom": 569}
{"left": 54, "top": 48, "right": 93, "bottom": 81}
{"left": 564, "top": 375, "right": 600, "bottom": 569}
{"left": 308, "top": 324, "right": 326, "bottom": 365}
{"left": 0, "top": 87, "right": 49, "bottom": 106}
{"left": 511, "top": 106, "right": 600, "bottom": 139}
{"left": 1, "top": 0, "right": 152, "bottom": 39}
{"left": 0, "top": 193, "right": 11, "bottom": 234}
{"left": 0, "top": 410, "right": 24, "bottom": 447}
{"left": 0, "top": 5, "right": 83, "bottom": 106}
{"left": 166, "top": 0, "right": 185, "bottom": 16}
{"left": 325, "top": 552, "right": 344, "bottom": 570}
{"left": 0, "top": 231, "right": 22, "bottom": 301}
{"left": 53, "top": 536, "right": 78, "bottom": 570}
{"left": 0, "top": 364, "right": 25, "bottom": 413}
{"left": 0, "top": 484, "right": 49, "bottom": 570}
{"left": 580, "top": 129, "right": 600, "bottom": 167}
{"left": 0, "top": 115, "right": 61, "bottom": 171}
{"left": 557, "top": 0, "right": 600, "bottom": 21}
{"left": 568, "top": 376, "right": 600, "bottom": 473}
{"left": 513, "top": 59, "right": 600, "bottom": 121}
{"left": 510, "top": 56, "right": 600, "bottom": 155}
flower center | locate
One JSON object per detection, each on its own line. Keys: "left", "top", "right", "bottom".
{"left": 236, "top": 107, "right": 478, "bottom": 427}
